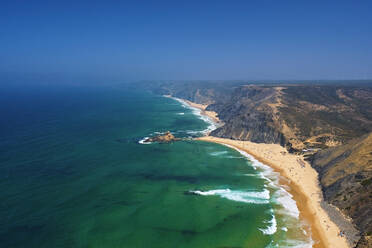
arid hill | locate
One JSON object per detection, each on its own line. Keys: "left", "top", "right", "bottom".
{"left": 312, "top": 133, "right": 372, "bottom": 248}
{"left": 209, "top": 85, "right": 372, "bottom": 154}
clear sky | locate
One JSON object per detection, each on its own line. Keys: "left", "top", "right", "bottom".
{"left": 1, "top": 0, "right": 371, "bottom": 81}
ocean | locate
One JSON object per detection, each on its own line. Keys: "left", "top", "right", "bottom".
{"left": 0, "top": 83, "right": 312, "bottom": 247}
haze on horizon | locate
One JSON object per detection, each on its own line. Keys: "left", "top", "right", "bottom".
{"left": 1, "top": 0, "right": 372, "bottom": 82}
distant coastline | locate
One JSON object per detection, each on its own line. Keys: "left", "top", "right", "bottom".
{"left": 175, "top": 96, "right": 353, "bottom": 248}
{"left": 164, "top": 95, "right": 223, "bottom": 135}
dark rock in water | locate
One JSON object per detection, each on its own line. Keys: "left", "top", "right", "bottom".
{"left": 144, "top": 131, "right": 180, "bottom": 143}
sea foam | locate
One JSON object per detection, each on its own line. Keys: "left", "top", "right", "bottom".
{"left": 222, "top": 144, "right": 313, "bottom": 245}
{"left": 259, "top": 210, "right": 278, "bottom": 235}
{"left": 274, "top": 187, "right": 300, "bottom": 218}
{"left": 172, "top": 97, "right": 219, "bottom": 134}
{"left": 190, "top": 188, "right": 270, "bottom": 204}
{"left": 224, "top": 144, "right": 301, "bottom": 219}
{"left": 209, "top": 151, "right": 229, "bottom": 156}
{"left": 138, "top": 137, "right": 151, "bottom": 144}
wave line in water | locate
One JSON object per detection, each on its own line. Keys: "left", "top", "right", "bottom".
{"left": 259, "top": 211, "right": 278, "bottom": 235}
{"left": 224, "top": 144, "right": 301, "bottom": 219}
{"left": 189, "top": 188, "right": 270, "bottom": 204}
{"left": 171, "top": 97, "right": 218, "bottom": 134}
{"left": 138, "top": 137, "right": 152, "bottom": 144}
{"left": 209, "top": 151, "right": 229, "bottom": 156}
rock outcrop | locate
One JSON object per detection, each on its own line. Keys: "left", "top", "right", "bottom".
{"left": 144, "top": 131, "right": 179, "bottom": 143}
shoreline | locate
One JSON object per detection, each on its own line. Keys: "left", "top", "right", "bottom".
{"left": 181, "top": 99, "right": 221, "bottom": 124}
{"left": 173, "top": 96, "right": 352, "bottom": 248}
{"left": 164, "top": 95, "right": 222, "bottom": 126}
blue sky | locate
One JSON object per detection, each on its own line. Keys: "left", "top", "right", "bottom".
{"left": 1, "top": 0, "right": 371, "bottom": 81}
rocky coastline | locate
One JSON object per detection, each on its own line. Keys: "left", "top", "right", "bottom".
{"left": 143, "top": 131, "right": 180, "bottom": 143}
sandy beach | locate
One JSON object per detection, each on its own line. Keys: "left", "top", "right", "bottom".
{"left": 175, "top": 97, "right": 351, "bottom": 248}
{"left": 164, "top": 95, "right": 222, "bottom": 125}
{"left": 197, "top": 136, "right": 350, "bottom": 248}
{"left": 181, "top": 99, "right": 221, "bottom": 124}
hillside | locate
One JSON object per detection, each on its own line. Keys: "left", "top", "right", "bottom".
{"left": 312, "top": 133, "right": 372, "bottom": 248}
{"left": 210, "top": 84, "right": 372, "bottom": 153}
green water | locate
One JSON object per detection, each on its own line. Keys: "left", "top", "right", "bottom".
{"left": 0, "top": 84, "right": 310, "bottom": 247}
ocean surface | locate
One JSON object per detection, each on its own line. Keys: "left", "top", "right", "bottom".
{"left": 0, "top": 83, "right": 312, "bottom": 247}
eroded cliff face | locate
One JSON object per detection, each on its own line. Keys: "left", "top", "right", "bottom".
{"left": 208, "top": 85, "right": 372, "bottom": 154}
{"left": 208, "top": 85, "right": 287, "bottom": 145}
{"left": 312, "top": 133, "right": 372, "bottom": 248}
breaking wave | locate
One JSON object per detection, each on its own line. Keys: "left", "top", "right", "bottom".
{"left": 189, "top": 188, "right": 270, "bottom": 204}
{"left": 226, "top": 145, "right": 301, "bottom": 219}
{"left": 209, "top": 151, "right": 229, "bottom": 156}
{"left": 171, "top": 97, "right": 219, "bottom": 134}
{"left": 138, "top": 137, "right": 151, "bottom": 144}
{"left": 220, "top": 144, "right": 312, "bottom": 245}
{"left": 259, "top": 210, "right": 277, "bottom": 235}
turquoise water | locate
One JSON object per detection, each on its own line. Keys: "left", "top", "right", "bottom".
{"left": 0, "top": 84, "right": 311, "bottom": 247}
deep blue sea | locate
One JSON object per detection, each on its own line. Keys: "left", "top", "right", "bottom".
{"left": 0, "top": 83, "right": 312, "bottom": 247}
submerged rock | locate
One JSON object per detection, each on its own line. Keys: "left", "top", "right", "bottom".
{"left": 144, "top": 131, "right": 180, "bottom": 143}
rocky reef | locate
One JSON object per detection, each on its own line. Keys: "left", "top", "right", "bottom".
{"left": 144, "top": 131, "right": 180, "bottom": 143}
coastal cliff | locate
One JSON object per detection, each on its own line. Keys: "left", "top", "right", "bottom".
{"left": 209, "top": 85, "right": 372, "bottom": 153}
{"left": 209, "top": 86, "right": 286, "bottom": 145}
